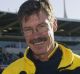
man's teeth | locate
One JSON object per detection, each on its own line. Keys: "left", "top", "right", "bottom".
{"left": 34, "top": 41, "right": 44, "bottom": 45}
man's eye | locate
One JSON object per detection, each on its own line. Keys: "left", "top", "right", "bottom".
{"left": 40, "top": 23, "right": 47, "bottom": 27}
{"left": 39, "top": 25, "right": 45, "bottom": 27}
{"left": 23, "top": 29, "right": 32, "bottom": 32}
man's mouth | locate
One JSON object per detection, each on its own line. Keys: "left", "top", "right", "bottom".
{"left": 30, "top": 37, "right": 47, "bottom": 45}
{"left": 33, "top": 41, "right": 44, "bottom": 45}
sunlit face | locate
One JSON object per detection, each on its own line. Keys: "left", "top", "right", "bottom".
{"left": 22, "top": 10, "right": 57, "bottom": 55}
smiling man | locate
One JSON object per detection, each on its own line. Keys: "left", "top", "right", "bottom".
{"left": 2, "top": 0, "right": 80, "bottom": 74}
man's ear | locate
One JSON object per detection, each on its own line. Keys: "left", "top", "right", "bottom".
{"left": 53, "top": 19, "right": 58, "bottom": 32}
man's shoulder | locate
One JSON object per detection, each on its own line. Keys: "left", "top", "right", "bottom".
{"left": 2, "top": 57, "right": 36, "bottom": 74}
{"left": 58, "top": 43, "right": 80, "bottom": 67}
{"left": 2, "top": 58, "right": 25, "bottom": 74}
{"left": 72, "top": 53, "right": 80, "bottom": 65}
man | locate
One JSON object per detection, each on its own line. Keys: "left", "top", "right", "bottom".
{"left": 2, "top": 0, "right": 80, "bottom": 74}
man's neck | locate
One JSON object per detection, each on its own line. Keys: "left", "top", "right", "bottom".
{"left": 34, "top": 53, "right": 49, "bottom": 61}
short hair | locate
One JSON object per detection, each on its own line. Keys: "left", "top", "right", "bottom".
{"left": 18, "top": 0, "right": 54, "bottom": 23}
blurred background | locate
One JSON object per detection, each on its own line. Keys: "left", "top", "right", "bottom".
{"left": 0, "top": 0, "right": 80, "bottom": 73}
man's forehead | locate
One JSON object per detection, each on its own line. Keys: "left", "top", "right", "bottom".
{"left": 22, "top": 10, "right": 49, "bottom": 26}
{"left": 22, "top": 14, "right": 49, "bottom": 27}
{"left": 27, "top": 11, "right": 48, "bottom": 21}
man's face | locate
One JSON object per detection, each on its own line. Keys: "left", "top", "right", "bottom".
{"left": 22, "top": 11, "right": 57, "bottom": 55}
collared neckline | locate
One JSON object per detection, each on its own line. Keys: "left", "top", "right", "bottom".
{"left": 58, "top": 44, "right": 74, "bottom": 69}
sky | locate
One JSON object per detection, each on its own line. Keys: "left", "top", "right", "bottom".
{"left": 0, "top": 0, "right": 80, "bottom": 20}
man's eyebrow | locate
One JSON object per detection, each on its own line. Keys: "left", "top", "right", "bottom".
{"left": 38, "top": 21, "right": 47, "bottom": 25}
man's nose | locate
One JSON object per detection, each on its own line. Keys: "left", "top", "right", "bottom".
{"left": 32, "top": 28, "right": 41, "bottom": 38}
{"left": 32, "top": 28, "right": 39, "bottom": 34}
